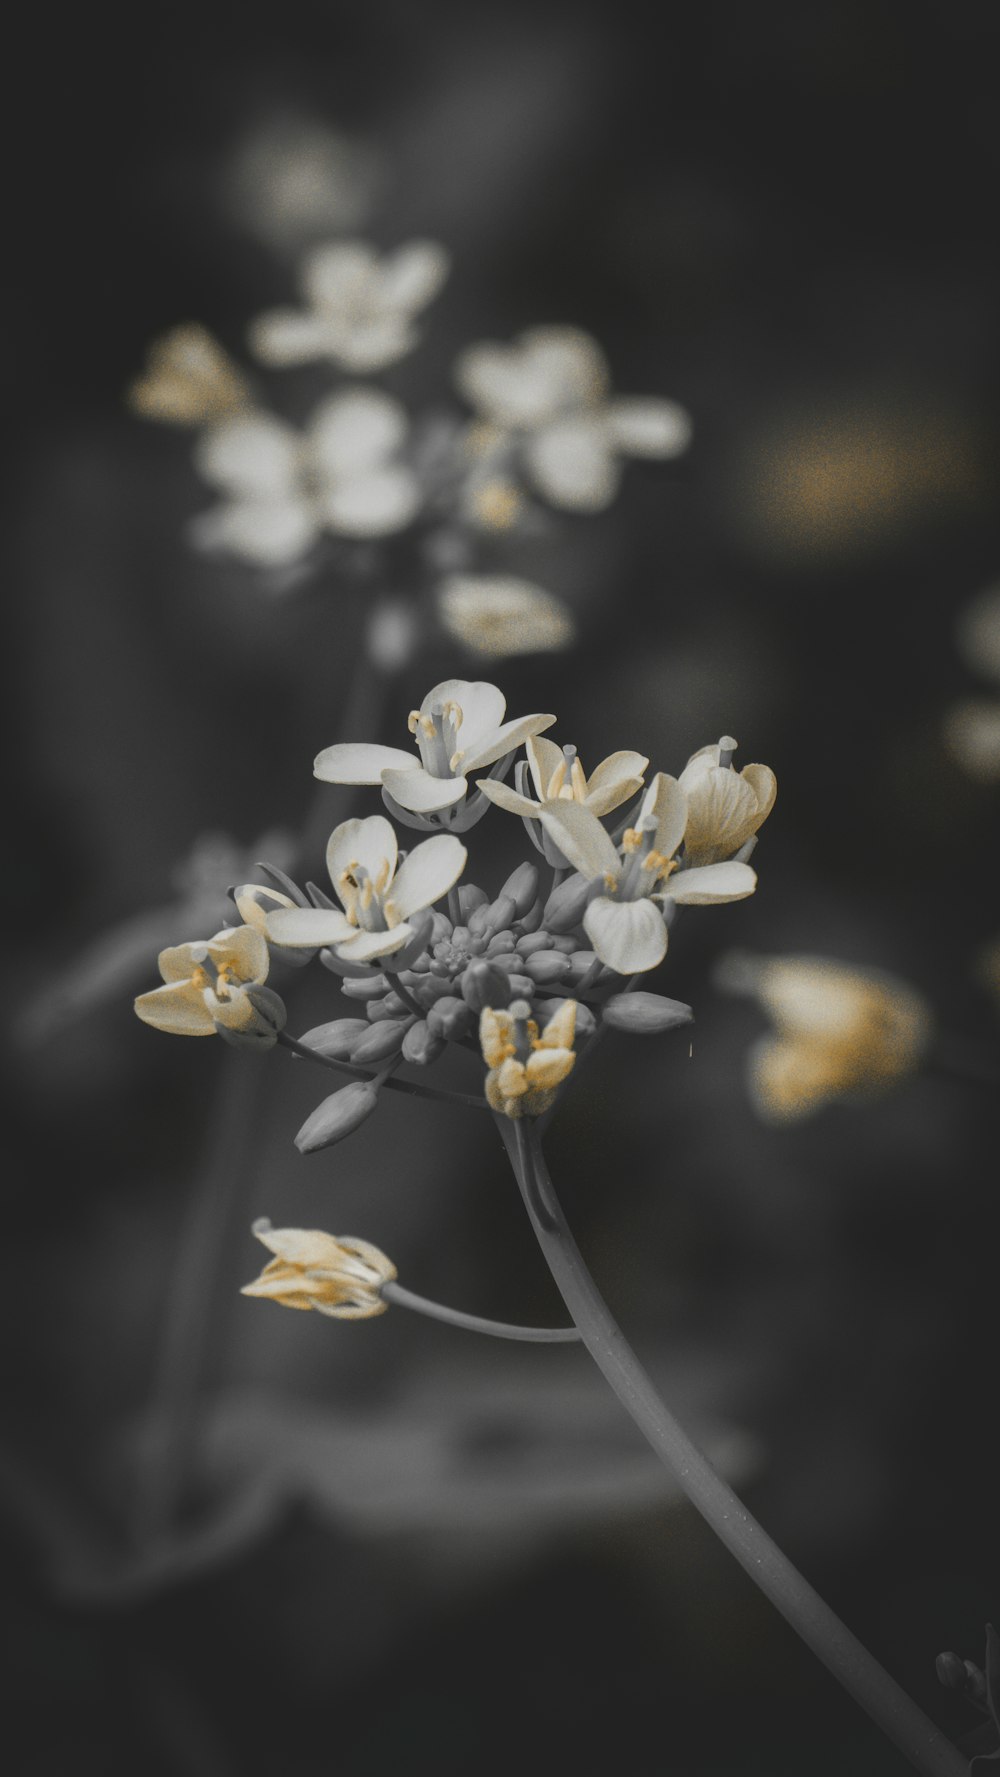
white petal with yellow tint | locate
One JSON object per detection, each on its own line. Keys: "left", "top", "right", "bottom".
{"left": 314, "top": 741, "right": 418, "bottom": 784}
{"left": 320, "top": 466, "right": 421, "bottom": 537}
{"left": 584, "top": 896, "right": 667, "bottom": 974}
{"left": 308, "top": 388, "right": 408, "bottom": 474}
{"left": 380, "top": 766, "right": 469, "bottom": 812}
{"left": 335, "top": 925, "right": 413, "bottom": 962}
{"left": 583, "top": 750, "right": 649, "bottom": 816}
{"left": 526, "top": 734, "right": 565, "bottom": 799}
{"left": 669, "top": 861, "right": 757, "bottom": 904}
{"left": 741, "top": 763, "right": 777, "bottom": 824}
{"left": 326, "top": 816, "right": 398, "bottom": 898}
{"left": 476, "top": 778, "right": 540, "bottom": 817}
{"left": 247, "top": 309, "right": 338, "bottom": 366}
{"left": 208, "top": 925, "right": 270, "bottom": 981}
{"left": 749, "top": 1037, "right": 841, "bottom": 1123}
{"left": 134, "top": 981, "right": 217, "bottom": 1035}
{"left": 194, "top": 415, "right": 302, "bottom": 497}
{"left": 302, "top": 240, "right": 379, "bottom": 312}
{"left": 332, "top": 320, "right": 414, "bottom": 372}
{"left": 526, "top": 416, "right": 620, "bottom": 511}
{"left": 682, "top": 768, "right": 759, "bottom": 864}
{"left": 606, "top": 397, "right": 692, "bottom": 458}
{"left": 129, "top": 324, "right": 251, "bottom": 425}
{"left": 639, "top": 772, "right": 687, "bottom": 860}
{"left": 519, "top": 326, "right": 609, "bottom": 409}
{"left": 420, "top": 679, "right": 507, "bottom": 746}
{"left": 388, "top": 834, "right": 467, "bottom": 920}
{"left": 538, "top": 801, "right": 620, "bottom": 881}
{"left": 193, "top": 497, "right": 320, "bottom": 566}
{"left": 455, "top": 342, "right": 554, "bottom": 429}
{"left": 459, "top": 711, "right": 557, "bottom": 772}
{"left": 264, "top": 907, "right": 356, "bottom": 948}
{"left": 437, "top": 577, "right": 574, "bottom": 658}
{"left": 378, "top": 241, "right": 450, "bottom": 311}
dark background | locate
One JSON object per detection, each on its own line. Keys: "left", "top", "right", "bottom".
{"left": 5, "top": 3, "right": 999, "bottom": 1773}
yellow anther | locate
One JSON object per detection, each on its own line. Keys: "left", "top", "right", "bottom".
{"left": 643, "top": 851, "right": 678, "bottom": 882}
{"left": 449, "top": 750, "right": 465, "bottom": 772}
{"left": 570, "top": 758, "right": 588, "bottom": 800}
{"left": 603, "top": 871, "right": 619, "bottom": 891}
{"left": 621, "top": 828, "right": 641, "bottom": 853}
{"left": 374, "top": 858, "right": 392, "bottom": 895}
{"left": 442, "top": 700, "right": 463, "bottom": 729}
{"left": 407, "top": 710, "right": 421, "bottom": 734}
{"left": 383, "top": 898, "right": 399, "bottom": 929}
{"left": 419, "top": 714, "right": 437, "bottom": 740}
{"left": 545, "top": 759, "right": 568, "bottom": 799}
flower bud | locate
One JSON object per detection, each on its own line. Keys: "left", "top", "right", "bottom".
{"left": 602, "top": 992, "right": 694, "bottom": 1034}
{"left": 350, "top": 1019, "right": 411, "bottom": 1064}
{"left": 517, "top": 931, "right": 555, "bottom": 958}
{"left": 486, "top": 930, "right": 516, "bottom": 954}
{"left": 298, "top": 1017, "right": 370, "bottom": 1059}
{"left": 295, "top": 1082, "right": 379, "bottom": 1152}
{"left": 402, "top": 1019, "right": 447, "bottom": 1066}
{"left": 477, "top": 894, "right": 517, "bottom": 941}
{"left": 499, "top": 861, "right": 539, "bottom": 917}
{"left": 427, "top": 996, "right": 475, "bottom": 1040}
{"left": 340, "top": 973, "right": 391, "bottom": 1000}
{"left": 543, "top": 873, "right": 591, "bottom": 934}
{"left": 215, "top": 984, "right": 287, "bottom": 1049}
{"left": 518, "top": 897, "right": 545, "bottom": 933}
{"left": 366, "top": 991, "right": 409, "bottom": 1021}
{"left": 523, "top": 951, "right": 574, "bottom": 985}
{"left": 935, "top": 1653, "right": 968, "bottom": 1693}
{"left": 461, "top": 958, "right": 511, "bottom": 1012}
{"left": 457, "top": 883, "right": 489, "bottom": 920}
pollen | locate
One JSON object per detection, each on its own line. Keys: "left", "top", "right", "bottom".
{"left": 621, "top": 828, "right": 642, "bottom": 853}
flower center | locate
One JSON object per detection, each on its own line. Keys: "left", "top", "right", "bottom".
{"left": 611, "top": 819, "right": 679, "bottom": 901}
{"left": 544, "top": 744, "right": 589, "bottom": 803}
{"left": 338, "top": 856, "right": 394, "bottom": 930}
{"left": 190, "top": 950, "right": 244, "bottom": 999}
{"left": 408, "top": 699, "right": 465, "bottom": 777}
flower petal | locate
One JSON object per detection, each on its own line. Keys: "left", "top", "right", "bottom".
{"left": 639, "top": 773, "right": 687, "bottom": 859}
{"left": 194, "top": 416, "right": 302, "bottom": 497}
{"left": 191, "top": 498, "right": 319, "bottom": 566}
{"left": 537, "top": 802, "right": 620, "bottom": 881}
{"left": 320, "top": 467, "right": 421, "bottom": 537}
{"left": 308, "top": 387, "right": 408, "bottom": 474}
{"left": 584, "top": 896, "right": 667, "bottom": 974}
{"left": 302, "top": 240, "right": 379, "bottom": 312}
{"left": 335, "top": 925, "right": 413, "bottom": 962}
{"left": 749, "top": 1036, "right": 841, "bottom": 1122}
{"left": 520, "top": 326, "right": 610, "bottom": 406}
{"left": 476, "top": 778, "right": 540, "bottom": 817}
{"left": 135, "top": 981, "right": 216, "bottom": 1035}
{"left": 741, "top": 764, "right": 777, "bottom": 824}
{"left": 454, "top": 343, "right": 554, "bottom": 429}
{"left": 669, "top": 861, "right": 757, "bottom": 904}
{"left": 264, "top": 907, "right": 356, "bottom": 948}
{"left": 207, "top": 926, "right": 270, "bottom": 981}
{"left": 459, "top": 712, "right": 557, "bottom": 772}
{"left": 378, "top": 241, "right": 450, "bottom": 312}
{"left": 386, "top": 834, "right": 467, "bottom": 920}
{"left": 583, "top": 750, "right": 650, "bottom": 816}
{"left": 526, "top": 734, "right": 565, "bottom": 800}
{"left": 436, "top": 576, "right": 574, "bottom": 658}
{"left": 247, "top": 310, "right": 339, "bottom": 366}
{"left": 525, "top": 417, "right": 620, "bottom": 512}
{"left": 682, "top": 768, "right": 759, "bottom": 865}
{"left": 314, "top": 742, "right": 418, "bottom": 784}
{"left": 943, "top": 698, "right": 1000, "bottom": 780}
{"left": 326, "top": 816, "right": 398, "bottom": 898}
{"left": 605, "top": 397, "right": 692, "bottom": 458}
{"left": 380, "top": 766, "right": 469, "bottom": 812}
{"left": 420, "top": 679, "right": 506, "bottom": 745}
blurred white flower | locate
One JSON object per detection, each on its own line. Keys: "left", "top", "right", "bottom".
{"left": 219, "top": 113, "right": 382, "bottom": 252}
{"left": 191, "top": 389, "right": 421, "bottom": 565}
{"left": 248, "top": 239, "right": 450, "bottom": 372}
{"left": 437, "top": 576, "right": 575, "bottom": 657}
{"left": 127, "top": 326, "right": 253, "bottom": 427}
{"left": 454, "top": 325, "right": 691, "bottom": 512}
{"left": 944, "top": 584, "right": 1000, "bottom": 781}
{"left": 241, "top": 1218, "right": 395, "bottom": 1320}
{"left": 716, "top": 952, "right": 931, "bottom": 1122}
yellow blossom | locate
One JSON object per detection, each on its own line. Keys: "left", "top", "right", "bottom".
{"left": 718, "top": 952, "right": 931, "bottom": 1122}
{"left": 480, "top": 999, "right": 577, "bottom": 1118}
{"left": 241, "top": 1219, "right": 396, "bottom": 1320}
{"left": 127, "top": 325, "right": 252, "bottom": 426}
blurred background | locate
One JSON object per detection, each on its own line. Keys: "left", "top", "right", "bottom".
{"left": 6, "top": 2, "right": 1000, "bottom": 1772}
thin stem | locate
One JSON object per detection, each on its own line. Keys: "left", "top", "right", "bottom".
{"left": 381, "top": 1281, "right": 580, "bottom": 1342}
{"left": 278, "top": 1028, "right": 488, "bottom": 1110}
{"left": 500, "top": 1118, "right": 966, "bottom": 1777}
{"left": 448, "top": 885, "right": 463, "bottom": 926}
{"left": 133, "top": 1060, "right": 266, "bottom": 1547}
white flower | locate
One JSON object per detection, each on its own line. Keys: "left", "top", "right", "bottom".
{"left": 480, "top": 999, "right": 578, "bottom": 1119}
{"left": 454, "top": 325, "right": 691, "bottom": 512}
{"left": 191, "top": 389, "right": 421, "bottom": 565}
{"left": 262, "top": 815, "right": 466, "bottom": 964}
{"left": 248, "top": 239, "right": 450, "bottom": 372}
{"left": 677, "top": 738, "right": 777, "bottom": 866}
{"left": 539, "top": 774, "right": 757, "bottom": 974}
{"left": 480, "top": 735, "right": 647, "bottom": 820}
{"left": 241, "top": 1218, "right": 396, "bottom": 1320}
{"left": 716, "top": 952, "right": 931, "bottom": 1122}
{"left": 437, "top": 576, "right": 575, "bottom": 657}
{"left": 134, "top": 926, "right": 272, "bottom": 1036}
{"left": 314, "top": 679, "right": 556, "bottom": 817}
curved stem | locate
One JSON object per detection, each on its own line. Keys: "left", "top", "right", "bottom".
{"left": 500, "top": 1117, "right": 966, "bottom": 1777}
{"left": 381, "top": 1281, "right": 580, "bottom": 1342}
{"left": 278, "top": 1028, "right": 487, "bottom": 1110}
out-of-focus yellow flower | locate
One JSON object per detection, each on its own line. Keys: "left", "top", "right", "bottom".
{"left": 127, "top": 325, "right": 253, "bottom": 426}
{"left": 437, "top": 576, "right": 574, "bottom": 658}
{"left": 480, "top": 998, "right": 577, "bottom": 1118}
{"left": 134, "top": 926, "right": 272, "bottom": 1037}
{"left": 241, "top": 1218, "right": 396, "bottom": 1320}
{"left": 717, "top": 952, "right": 931, "bottom": 1122}
{"left": 678, "top": 738, "right": 777, "bottom": 866}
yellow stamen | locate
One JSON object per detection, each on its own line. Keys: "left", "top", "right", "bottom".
{"left": 546, "top": 759, "right": 568, "bottom": 799}
{"left": 570, "top": 758, "right": 588, "bottom": 800}
{"left": 621, "top": 828, "right": 642, "bottom": 853}
{"left": 407, "top": 710, "right": 421, "bottom": 734}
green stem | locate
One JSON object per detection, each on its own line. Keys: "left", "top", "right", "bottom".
{"left": 381, "top": 1281, "right": 580, "bottom": 1342}
{"left": 278, "top": 1028, "right": 488, "bottom": 1110}
{"left": 500, "top": 1118, "right": 966, "bottom": 1777}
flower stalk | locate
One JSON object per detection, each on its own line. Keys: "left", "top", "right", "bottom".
{"left": 380, "top": 1281, "right": 580, "bottom": 1342}
{"left": 502, "top": 1117, "right": 967, "bottom": 1777}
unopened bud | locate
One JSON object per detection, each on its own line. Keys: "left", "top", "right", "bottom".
{"left": 350, "top": 1019, "right": 411, "bottom": 1064}
{"left": 523, "top": 950, "right": 574, "bottom": 986}
{"left": 367, "top": 992, "right": 409, "bottom": 1021}
{"left": 602, "top": 992, "right": 694, "bottom": 1034}
{"left": 499, "top": 861, "right": 540, "bottom": 917}
{"left": 461, "top": 958, "right": 511, "bottom": 1012}
{"left": 298, "top": 1017, "right": 370, "bottom": 1059}
{"left": 479, "top": 894, "right": 517, "bottom": 941}
{"left": 427, "top": 996, "right": 475, "bottom": 1040}
{"left": 517, "top": 897, "right": 544, "bottom": 933}
{"left": 457, "top": 883, "right": 489, "bottom": 920}
{"left": 340, "top": 973, "right": 391, "bottom": 1001}
{"left": 543, "top": 873, "right": 591, "bottom": 933}
{"left": 935, "top": 1652, "right": 968, "bottom": 1692}
{"left": 215, "top": 985, "right": 287, "bottom": 1049}
{"left": 295, "top": 1082, "right": 378, "bottom": 1152}
{"left": 402, "top": 1019, "right": 447, "bottom": 1066}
